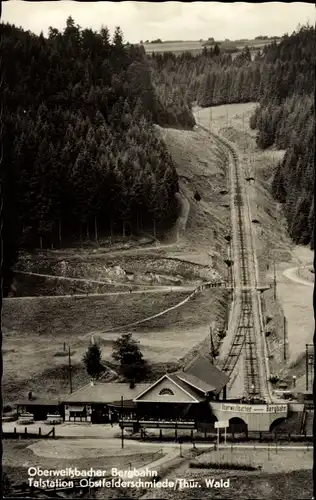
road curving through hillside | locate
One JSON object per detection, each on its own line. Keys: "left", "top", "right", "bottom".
{"left": 283, "top": 266, "right": 314, "bottom": 288}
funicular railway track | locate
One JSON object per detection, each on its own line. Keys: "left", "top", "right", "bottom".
{"left": 221, "top": 147, "right": 262, "bottom": 398}
{"left": 196, "top": 121, "right": 270, "bottom": 402}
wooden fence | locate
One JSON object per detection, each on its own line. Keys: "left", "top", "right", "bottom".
{"left": 2, "top": 426, "right": 56, "bottom": 439}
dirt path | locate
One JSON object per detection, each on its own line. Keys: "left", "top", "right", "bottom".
{"left": 11, "top": 270, "right": 196, "bottom": 297}
{"left": 283, "top": 267, "right": 314, "bottom": 288}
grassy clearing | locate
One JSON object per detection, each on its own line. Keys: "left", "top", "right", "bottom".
{"left": 2, "top": 291, "right": 187, "bottom": 403}
{"left": 143, "top": 38, "right": 276, "bottom": 55}
{"left": 169, "top": 471, "right": 312, "bottom": 500}
{"left": 130, "top": 289, "right": 228, "bottom": 332}
{"left": 140, "top": 447, "right": 312, "bottom": 499}
{"left": 3, "top": 291, "right": 188, "bottom": 336}
{"left": 3, "top": 360, "right": 90, "bottom": 404}
{"left": 192, "top": 448, "right": 312, "bottom": 474}
{"left": 3, "top": 439, "right": 163, "bottom": 485}
{"left": 190, "top": 461, "right": 258, "bottom": 470}
{"left": 94, "top": 289, "right": 229, "bottom": 365}
{"left": 3, "top": 289, "right": 227, "bottom": 401}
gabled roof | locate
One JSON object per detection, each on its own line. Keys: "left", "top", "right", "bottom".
{"left": 133, "top": 373, "right": 204, "bottom": 403}
{"left": 175, "top": 371, "right": 215, "bottom": 394}
{"left": 64, "top": 383, "right": 150, "bottom": 404}
{"left": 167, "top": 373, "right": 205, "bottom": 402}
{"left": 183, "top": 353, "right": 229, "bottom": 394}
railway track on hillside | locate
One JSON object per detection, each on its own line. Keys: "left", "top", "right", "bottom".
{"left": 196, "top": 121, "right": 270, "bottom": 402}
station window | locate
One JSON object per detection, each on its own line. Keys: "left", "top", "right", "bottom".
{"left": 159, "top": 388, "right": 174, "bottom": 396}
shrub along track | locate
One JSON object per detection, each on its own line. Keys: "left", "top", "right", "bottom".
{"left": 196, "top": 120, "right": 272, "bottom": 403}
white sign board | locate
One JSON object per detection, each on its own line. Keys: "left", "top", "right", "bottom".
{"left": 220, "top": 404, "right": 287, "bottom": 414}
{"left": 215, "top": 420, "right": 229, "bottom": 429}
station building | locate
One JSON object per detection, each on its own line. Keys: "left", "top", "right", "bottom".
{"left": 132, "top": 354, "right": 229, "bottom": 424}
{"left": 63, "top": 382, "right": 149, "bottom": 423}
{"left": 15, "top": 352, "right": 304, "bottom": 433}
{"left": 61, "top": 353, "right": 229, "bottom": 424}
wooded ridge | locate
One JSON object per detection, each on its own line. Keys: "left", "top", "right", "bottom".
{"left": 1, "top": 20, "right": 314, "bottom": 295}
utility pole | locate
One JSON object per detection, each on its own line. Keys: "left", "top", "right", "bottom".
{"left": 243, "top": 114, "right": 246, "bottom": 154}
{"left": 283, "top": 316, "right": 287, "bottom": 361}
{"left": 68, "top": 346, "right": 73, "bottom": 394}
{"left": 306, "top": 344, "right": 309, "bottom": 391}
{"left": 273, "top": 261, "right": 277, "bottom": 300}
{"left": 121, "top": 396, "right": 124, "bottom": 449}
{"left": 210, "top": 322, "right": 216, "bottom": 359}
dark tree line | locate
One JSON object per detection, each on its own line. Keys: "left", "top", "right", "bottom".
{"left": 1, "top": 18, "right": 181, "bottom": 294}
{"left": 149, "top": 25, "right": 315, "bottom": 246}
{"left": 2, "top": 20, "right": 314, "bottom": 296}
{"left": 250, "top": 27, "right": 315, "bottom": 246}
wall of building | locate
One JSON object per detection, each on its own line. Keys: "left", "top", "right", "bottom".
{"left": 136, "top": 377, "right": 197, "bottom": 403}
{"left": 210, "top": 402, "right": 288, "bottom": 431}
{"left": 65, "top": 404, "right": 91, "bottom": 422}
{"left": 288, "top": 403, "right": 305, "bottom": 412}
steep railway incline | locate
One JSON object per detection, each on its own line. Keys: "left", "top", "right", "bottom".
{"left": 196, "top": 121, "right": 272, "bottom": 403}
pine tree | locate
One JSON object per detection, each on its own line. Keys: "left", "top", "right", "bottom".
{"left": 83, "top": 343, "right": 104, "bottom": 378}
{"left": 112, "top": 333, "right": 149, "bottom": 381}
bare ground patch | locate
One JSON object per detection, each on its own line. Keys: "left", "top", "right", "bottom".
{"left": 156, "top": 125, "right": 231, "bottom": 277}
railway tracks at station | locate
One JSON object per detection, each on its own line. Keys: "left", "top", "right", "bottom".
{"left": 196, "top": 121, "right": 271, "bottom": 403}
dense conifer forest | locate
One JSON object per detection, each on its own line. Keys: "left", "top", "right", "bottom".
{"left": 1, "top": 18, "right": 190, "bottom": 295}
{"left": 151, "top": 25, "right": 315, "bottom": 246}
{"left": 1, "top": 20, "right": 314, "bottom": 295}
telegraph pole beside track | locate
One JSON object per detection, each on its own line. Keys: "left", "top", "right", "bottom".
{"left": 273, "top": 261, "right": 277, "bottom": 300}
{"left": 68, "top": 346, "right": 73, "bottom": 394}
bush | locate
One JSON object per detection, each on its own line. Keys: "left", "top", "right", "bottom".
{"left": 269, "top": 374, "right": 280, "bottom": 384}
{"left": 54, "top": 350, "right": 69, "bottom": 357}
{"left": 194, "top": 190, "right": 201, "bottom": 201}
{"left": 189, "top": 461, "right": 258, "bottom": 471}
